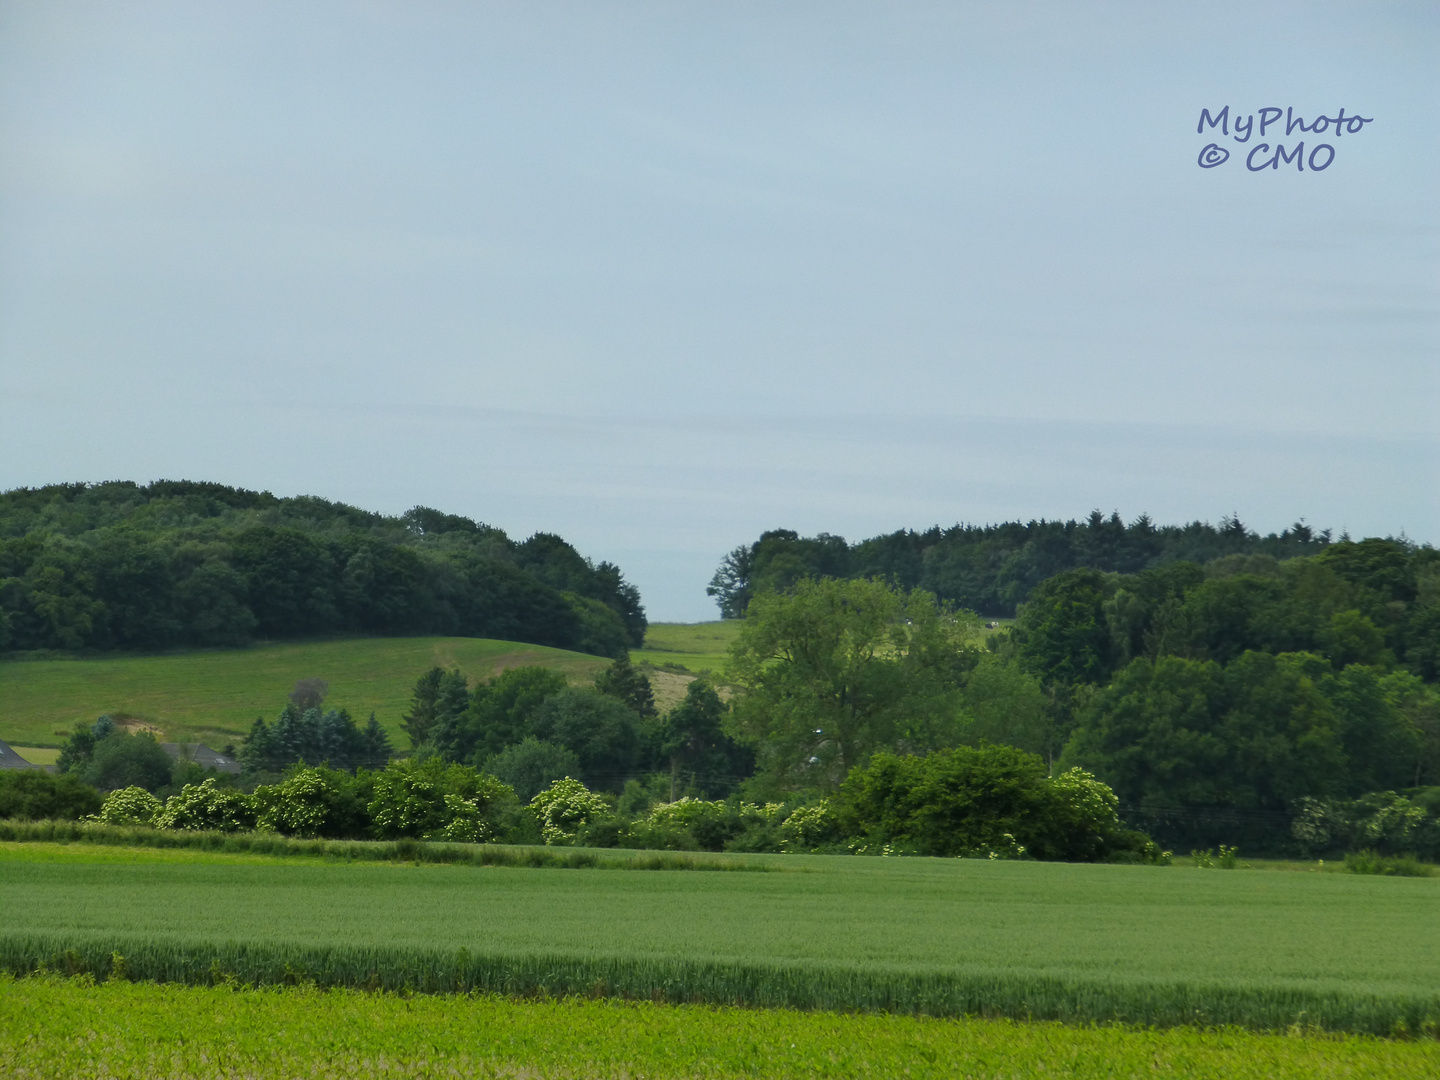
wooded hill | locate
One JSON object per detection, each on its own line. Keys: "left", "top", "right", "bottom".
{"left": 709, "top": 512, "right": 1339, "bottom": 618}
{"left": 0, "top": 481, "right": 644, "bottom": 657}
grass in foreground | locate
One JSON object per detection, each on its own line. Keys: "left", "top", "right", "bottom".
{"left": 0, "top": 636, "right": 608, "bottom": 747}
{"left": 3, "top": 840, "right": 1438, "bottom": 1034}
{"left": 3, "top": 975, "right": 1436, "bottom": 1080}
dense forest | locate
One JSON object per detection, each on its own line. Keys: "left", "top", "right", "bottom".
{"left": 0, "top": 481, "right": 644, "bottom": 657}
{"left": 708, "top": 512, "right": 1335, "bottom": 617}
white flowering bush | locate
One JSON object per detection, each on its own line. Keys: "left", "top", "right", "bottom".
{"left": 530, "top": 777, "right": 611, "bottom": 845}
{"left": 434, "top": 793, "right": 494, "bottom": 843}
{"left": 777, "top": 800, "right": 838, "bottom": 853}
{"left": 253, "top": 769, "right": 337, "bottom": 837}
{"left": 155, "top": 779, "right": 255, "bottom": 832}
{"left": 90, "top": 786, "right": 162, "bottom": 826}
{"left": 368, "top": 770, "right": 444, "bottom": 839}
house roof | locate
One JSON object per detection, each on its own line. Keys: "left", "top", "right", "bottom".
{"left": 0, "top": 739, "right": 41, "bottom": 770}
{"left": 160, "top": 742, "right": 243, "bottom": 774}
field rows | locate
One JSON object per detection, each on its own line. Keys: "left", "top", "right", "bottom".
{"left": 3, "top": 841, "right": 1438, "bottom": 1035}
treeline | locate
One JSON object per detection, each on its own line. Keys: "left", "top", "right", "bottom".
{"left": 708, "top": 512, "right": 1334, "bottom": 617}
{"left": 0, "top": 481, "right": 644, "bottom": 657}
{"left": 998, "top": 537, "right": 1440, "bottom": 847}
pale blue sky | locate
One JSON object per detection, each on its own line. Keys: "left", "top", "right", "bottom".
{"left": 1, "top": 1, "right": 1435, "bottom": 619}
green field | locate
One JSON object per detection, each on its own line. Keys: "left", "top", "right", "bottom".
{"left": 4, "top": 977, "right": 1435, "bottom": 1080}
{"left": 3, "top": 841, "right": 1437, "bottom": 1034}
{"left": 631, "top": 620, "right": 743, "bottom": 674}
{"left": 0, "top": 637, "right": 609, "bottom": 748}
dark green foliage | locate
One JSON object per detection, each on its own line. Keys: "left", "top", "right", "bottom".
{"left": 55, "top": 717, "right": 105, "bottom": 774}
{"left": 594, "top": 655, "right": 657, "bottom": 720}
{"left": 0, "top": 480, "right": 645, "bottom": 657}
{"left": 529, "top": 689, "right": 641, "bottom": 793}
{"left": 0, "top": 771, "right": 101, "bottom": 821}
{"left": 1292, "top": 790, "right": 1440, "bottom": 861}
{"left": 1063, "top": 652, "right": 1434, "bottom": 849}
{"left": 436, "top": 666, "right": 569, "bottom": 763}
{"left": 400, "top": 667, "right": 469, "bottom": 749}
{"left": 240, "top": 703, "right": 390, "bottom": 774}
{"left": 76, "top": 732, "right": 174, "bottom": 794}
{"left": 659, "top": 680, "right": 751, "bottom": 799}
{"left": 484, "top": 738, "right": 582, "bottom": 802}
{"left": 1012, "top": 568, "right": 1116, "bottom": 690}
{"left": 710, "top": 513, "right": 1332, "bottom": 619}
{"left": 834, "top": 746, "right": 1126, "bottom": 861}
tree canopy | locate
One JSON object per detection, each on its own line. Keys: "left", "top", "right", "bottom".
{"left": 724, "top": 577, "right": 980, "bottom": 791}
{"left": 0, "top": 480, "right": 644, "bottom": 656}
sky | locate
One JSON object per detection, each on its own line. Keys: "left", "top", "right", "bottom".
{"left": 0, "top": 1, "right": 1435, "bottom": 621}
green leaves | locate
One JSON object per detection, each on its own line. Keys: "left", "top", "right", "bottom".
{"left": 725, "top": 577, "right": 979, "bottom": 791}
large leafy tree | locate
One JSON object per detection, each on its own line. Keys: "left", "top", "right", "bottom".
{"left": 724, "top": 577, "right": 979, "bottom": 792}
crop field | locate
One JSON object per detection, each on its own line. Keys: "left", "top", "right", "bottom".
{"left": 5, "top": 976, "right": 1438, "bottom": 1080}
{"left": 0, "top": 636, "right": 608, "bottom": 748}
{"left": 3, "top": 840, "right": 1438, "bottom": 1035}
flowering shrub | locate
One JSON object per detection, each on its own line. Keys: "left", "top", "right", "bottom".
{"left": 777, "top": 800, "right": 838, "bottom": 853}
{"left": 90, "top": 786, "right": 163, "bottom": 826}
{"left": 368, "top": 769, "right": 445, "bottom": 839}
{"left": 530, "top": 778, "right": 610, "bottom": 845}
{"left": 252, "top": 769, "right": 350, "bottom": 838}
{"left": 155, "top": 779, "right": 255, "bottom": 832}
{"left": 435, "top": 793, "right": 493, "bottom": 843}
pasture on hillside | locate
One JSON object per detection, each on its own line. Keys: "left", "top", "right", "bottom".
{"left": 5, "top": 976, "right": 1437, "bottom": 1080}
{"left": 2, "top": 841, "right": 1437, "bottom": 1034}
{"left": 0, "top": 637, "right": 609, "bottom": 749}
{"left": 630, "top": 620, "right": 742, "bottom": 674}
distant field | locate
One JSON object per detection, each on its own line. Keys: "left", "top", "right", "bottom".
{"left": 5, "top": 978, "right": 1435, "bottom": 1080}
{"left": 631, "top": 620, "right": 742, "bottom": 675}
{"left": 631, "top": 618, "right": 1009, "bottom": 679}
{"left": 2, "top": 841, "right": 1437, "bottom": 1034}
{"left": 0, "top": 638, "right": 608, "bottom": 749}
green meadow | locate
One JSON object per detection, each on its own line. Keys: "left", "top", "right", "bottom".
{"left": 5, "top": 976, "right": 1437, "bottom": 1080}
{"left": 3, "top": 840, "right": 1437, "bottom": 1034}
{"left": 0, "top": 637, "right": 609, "bottom": 749}
{"left": 630, "top": 620, "right": 743, "bottom": 674}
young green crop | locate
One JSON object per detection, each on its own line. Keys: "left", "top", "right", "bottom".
{"left": 3, "top": 841, "right": 1438, "bottom": 1034}
{"left": 4, "top": 975, "right": 1438, "bottom": 1080}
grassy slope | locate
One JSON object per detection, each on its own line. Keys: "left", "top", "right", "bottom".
{"left": 5, "top": 977, "right": 1435, "bottom": 1080}
{"left": 0, "top": 616, "right": 1001, "bottom": 753}
{"left": 0, "top": 638, "right": 609, "bottom": 749}
{"left": 631, "top": 620, "right": 742, "bottom": 675}
{"left": 3, "top": 843, "right": 1436, "bottom": 1002}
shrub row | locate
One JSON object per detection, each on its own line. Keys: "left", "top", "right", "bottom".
{"left": 0, "top": 818, "right": 774, "bottom": 872}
